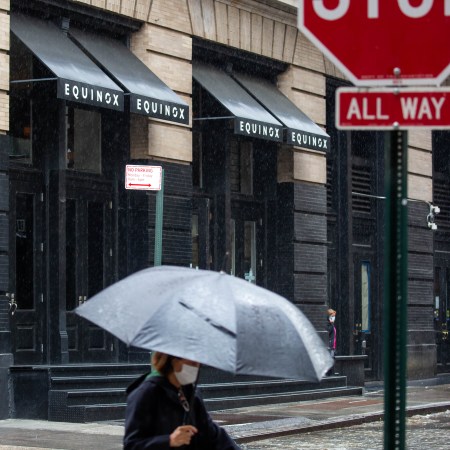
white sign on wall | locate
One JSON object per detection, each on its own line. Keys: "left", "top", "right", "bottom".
{"left": 125, "top": 165, "right": 162, "bottom": 190}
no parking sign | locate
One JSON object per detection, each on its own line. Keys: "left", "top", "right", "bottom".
{"left": 125, "top": 165, "right": 162, "bottom": 190}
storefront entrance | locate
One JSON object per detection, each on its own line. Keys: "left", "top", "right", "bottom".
{"left": 9, "top": 170, "right": 44, "bottom": 364}
{"left": 65, "top": 176, "right": 115, "bottom": 363}
{"left": 434, "top": 258, "right": 450, "bottom": 372}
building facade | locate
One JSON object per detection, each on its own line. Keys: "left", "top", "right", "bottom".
{"left": 0, "top": 0, "right": 447, "bottom": 420}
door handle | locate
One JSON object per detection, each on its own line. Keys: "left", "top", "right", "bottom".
{"left": 7, "top": 293, "right": 17, "bottom": 316}
{"left": 78, "top": 296, "right": 84, "bottom": 306}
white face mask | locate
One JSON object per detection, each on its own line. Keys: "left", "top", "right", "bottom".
{"left": 329, "top": 316, "right": 336, "bottom": 323}
{"left": 175, "top": 364, "right": 199, "bottom": 386}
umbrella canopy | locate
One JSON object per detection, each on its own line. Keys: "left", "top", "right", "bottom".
{"left": 75, "top": 265, "right": 332, "bottom": 381}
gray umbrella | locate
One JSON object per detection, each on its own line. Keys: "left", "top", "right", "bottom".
{"left": 75, "top": 265, "right": 332, "bottom": 381}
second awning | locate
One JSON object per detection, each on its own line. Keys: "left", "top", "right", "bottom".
{"left": 69, "top": 29, "right": 189, "bottom": 125}
{"left": 233, "top": 73, "right": 330, "bottom": 152}
{"left": 193, "top": 64, "right": 283, "bottom": 142}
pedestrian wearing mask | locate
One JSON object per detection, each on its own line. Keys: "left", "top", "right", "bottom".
{"left": 124, "top": 351, "right": 241, "bottom": 449}
{"left": 326, "top": 308, "right": 337, "bottom": 376}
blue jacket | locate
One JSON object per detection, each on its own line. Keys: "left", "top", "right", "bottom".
{"left": 124, "top": 375, "right": 240, "bottom": 450}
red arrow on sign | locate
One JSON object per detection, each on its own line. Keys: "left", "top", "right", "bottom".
{"left": 125, "top": 165, "right": 162, "bottom": 190}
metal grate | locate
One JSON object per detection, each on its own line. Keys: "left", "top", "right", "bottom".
{"left": 434, "top": 177, "right": 450, "bottom": 233}
{"left": 352, "top": 165, "right": 372, "bottom": 214}
{"left": 326, "top": 157, "right": 335, "bottom": 213}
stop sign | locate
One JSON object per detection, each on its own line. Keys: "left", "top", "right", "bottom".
{"left": 298, "top": 0, "right": 450, "bottom": 86}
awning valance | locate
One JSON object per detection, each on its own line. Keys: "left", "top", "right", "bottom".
{"left": 10, "top": 14, "right": 124, "bottom": 111}
{"left": 69, "top": 29, "right": 189, "bottom": 125}
{"left": 233, "top": 73, "right": 330, "bottom": 152}
{"left": 193, "top": 64, "right": 283, "bottom": 142}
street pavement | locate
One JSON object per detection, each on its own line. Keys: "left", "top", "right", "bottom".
{"left": 239, "top": 410, "right": 450, "bottom": 449}
{"left": 0, "top": 377, "right": 449, "bottom": 450}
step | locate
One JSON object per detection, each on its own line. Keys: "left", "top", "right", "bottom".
{"left": 204, "top": 386, "right": 364, "bottom": 411}
{"left": 46, "top": 364, "right": 150, "bottom": 379}
{"left": 83, "top": 403, "right": 127, "bottom": 423}
{"left": 50, "top": 374, "right": 140, "bottom": 390}
{"left": 198, "top": 376, "right": 347, "bottom": 400}
{"left": 49, "top": 388, "right": 126, "bottom": 408}
{"left": 70, "top": 403, "right": 126, "bottom": 423}
{"left": 51, "top": 403, "right": 127, "bottom": 423}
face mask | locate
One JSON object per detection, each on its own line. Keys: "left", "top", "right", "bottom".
{"left": 329, "top": 316, "right": 335, "bottom": 323}
{"left": 175, "top": 364, "right": 199, "bottom": 386}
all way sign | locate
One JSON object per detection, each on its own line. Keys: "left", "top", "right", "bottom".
{"left": 125, "top": 165, "right": 162, "bottom": 190}
{"left": 336, "top": 87, "right": 450, "bottom": 130}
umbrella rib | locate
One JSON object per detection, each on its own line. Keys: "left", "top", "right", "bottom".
{"left": 178, "top": 301, "right": 236, "bottom": 338}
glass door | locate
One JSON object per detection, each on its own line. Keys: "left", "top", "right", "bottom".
{"left": 231, "top": 219, "right": 257, "bottom": 282}
{"left": 230, "top": 201, "right": 263, "bottom": 284}
{"left": 65, "top": 181, "right": 114, "bottom": 363}
{"left": 354, "top": 256, "right": 375, "bottom": 379}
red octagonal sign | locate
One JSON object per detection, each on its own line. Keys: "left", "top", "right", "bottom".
{"left": 298, "top": 0, "right": 450, "bottom": 86}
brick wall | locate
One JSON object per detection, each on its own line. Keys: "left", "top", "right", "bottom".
{"left": 130, "top": 10, "right": 192, "bottom": 162}
{"left": 0, "top": 1, "right": 9, "bottom": 357}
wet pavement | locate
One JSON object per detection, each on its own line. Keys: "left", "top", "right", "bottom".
{"left": 210, "top": 382, "right": 450, "bottom": 443}
{"left": 239, "top": 411, "right": 450, "bottom": 449}
{"left": 0, "top": 379, "right": 449, "bottom": 449}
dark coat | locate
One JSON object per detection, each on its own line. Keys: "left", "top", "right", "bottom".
{"left": 123, "top": 375, "right": 240, "bottom": 450}
{"left": 327, "top": 321, "right": 336, "bottom": 350}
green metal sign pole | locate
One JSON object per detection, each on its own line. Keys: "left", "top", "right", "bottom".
{"left": 154, "top": 169, "right": 164, "bottom": 266}
{"left": 383, "top": 130, "right": 408, "bottom": 450}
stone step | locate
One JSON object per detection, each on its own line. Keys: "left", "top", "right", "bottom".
{"left": 199, "top": 375, "right": 348, "bottom": 400}
{"left": 204, "top": 386, "right": 364, "bottom": 411}
{"left": 45, "top": 364, "right": 150, "bottom": 379}
{"left": 83, "top": 403, "right": 127, "bottom": 423}
{"left": 50, "top": 374, "right": 140, "bottom": 390}
{"left": 53, "top": 402, "right": 127, "bottom": 423}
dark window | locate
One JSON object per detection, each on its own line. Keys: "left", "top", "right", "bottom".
{"left": 66, "top": 106, "right": 102, "bottom": 172}
{"left": 9, "top": 35, "right": 33, "bottom": 164}
{"left": 230, "top": 140, "right": 253, "bottom": 195}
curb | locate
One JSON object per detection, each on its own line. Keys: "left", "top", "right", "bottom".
{"left": 230, "top": 402, "right": 450, "bottom": 444}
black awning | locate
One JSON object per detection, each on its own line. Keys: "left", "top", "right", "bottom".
{"left": 193, "top": 64, "right": 283, "bottom": 142}
{"left": 233, "top": 73, "right": 330, "bottom": 152}
{"left": 69, "top": 29, "right": 189, "bottom": 125}
{"left": 10, "top": 14, "right": 124, "bottom": 111}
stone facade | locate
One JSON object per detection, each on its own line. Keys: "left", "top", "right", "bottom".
{"left": 0, "top": 1, "right": 9, "bottom": 134}
{"left": 0, "top": 0, "right": 441, "bottom": 389}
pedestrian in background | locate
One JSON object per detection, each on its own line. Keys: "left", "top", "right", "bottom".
{"left": 326, "top": 308, "right": 337, "bottom": 376}
{"left": 124, "top": 351, "right": 241, "bottom": 449}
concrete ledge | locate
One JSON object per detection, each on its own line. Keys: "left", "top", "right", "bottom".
{"left": 334, "top": 355, "right": 368, "bottom": 387}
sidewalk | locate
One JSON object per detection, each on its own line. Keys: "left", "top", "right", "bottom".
{"left": 0, "top": 378, "right": 449, "bottom": 449}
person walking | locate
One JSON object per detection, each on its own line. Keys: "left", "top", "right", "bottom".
{"left": 326, "top": 308, "right": 337, "bottom": 376}
{"left": 124, "top": 351, "right": 241, "bottom": 449}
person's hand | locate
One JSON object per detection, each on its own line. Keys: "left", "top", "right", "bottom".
{"left": 169, "top": 425, "right": 198, "bottom": 447}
